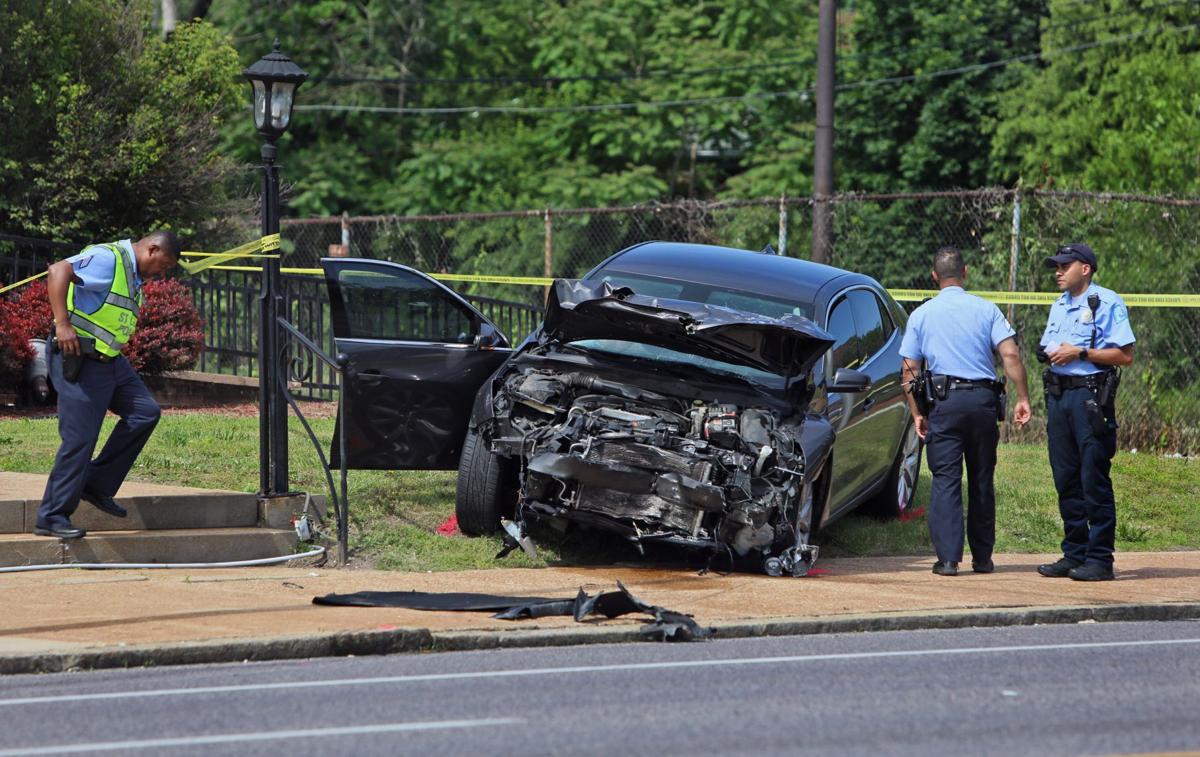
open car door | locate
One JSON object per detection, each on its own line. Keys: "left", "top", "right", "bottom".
{"left": 322, "top": 258, "right": 512, "bottom": 469}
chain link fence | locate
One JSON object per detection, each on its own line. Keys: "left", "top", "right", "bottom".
{"left": 4, "top": 189, "right": 1198, "bottom": 452}
{"left": 279, "top": 189, "right": 1200, "bottom": 453}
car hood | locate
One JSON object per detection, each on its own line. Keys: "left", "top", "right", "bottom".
{"left": 542, "top": 279, "right": 835, "bottom": 378}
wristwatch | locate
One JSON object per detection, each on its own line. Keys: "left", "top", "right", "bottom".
{"left": 1079, "top": 347, "right": 1089, "bottom": 361}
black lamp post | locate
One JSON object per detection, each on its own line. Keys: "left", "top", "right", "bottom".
{"left": 244, "top": 40, "right": 307, "bottom": 497}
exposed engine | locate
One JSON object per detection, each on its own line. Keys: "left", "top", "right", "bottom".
{"left": 488, "top": 368, "right": 819, "bottom": 576}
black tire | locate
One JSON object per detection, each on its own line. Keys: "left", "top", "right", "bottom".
{"left": 455, "top": 429, "right": 512, "bottom": 535}
{"left": 867, "top": 420, "right": 923, "bottom": 519}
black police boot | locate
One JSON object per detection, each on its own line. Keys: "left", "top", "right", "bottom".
{"left": 33, "top": 522, "right": 86, "bottom": 539}
{"left": 972, "top": 559, "right": 995, "bottom": 574}
{"left": 932, "top": 561, "right": 959, "bottom": 576}
{"left": 1068, "top": 563, "right": 1115, "bottom": 582}
{"left": 80, "top": 489, "right": 128, "bottom": 518}
{"left": 1037, "top": 557, "right": 1081, "bottom": 577}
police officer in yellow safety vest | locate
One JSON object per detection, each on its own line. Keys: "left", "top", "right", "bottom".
{"left": 34, "top": 231, "right": 180, "bottom": 539}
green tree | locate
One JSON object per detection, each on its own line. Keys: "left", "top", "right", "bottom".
{"left": 0, "top": 0, "right": 244, "bottom": 243}
{"left": 990, "top": 0, "right": 1200, "bottom": 193}
{"left": 209, "top": 0, "right": 820, "bottom": 216}
{"left": 837, "top": 0, "right": 1046, "bottom": 191}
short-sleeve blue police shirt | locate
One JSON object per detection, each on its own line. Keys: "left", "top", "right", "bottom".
{"left": 899, "top": 286, "right": 1015, "bottom": 381}
{"left": 1040, "top": 282, "right": 1135, "bottom": 377}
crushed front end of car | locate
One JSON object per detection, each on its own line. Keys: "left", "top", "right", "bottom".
{"left": 473, "top": 280, "right": 836, "bottom": 576}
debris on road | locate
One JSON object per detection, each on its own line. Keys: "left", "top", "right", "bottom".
{"left": 314, "top": 580, "right": 711, "bottom": 641}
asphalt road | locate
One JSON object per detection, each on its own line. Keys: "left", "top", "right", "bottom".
{"left": 1, "top": 620, "right": 1199, "bottom": 756}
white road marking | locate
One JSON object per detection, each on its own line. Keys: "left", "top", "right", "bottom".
{"left": 0, "top": 718, "right": 522, "bottom": 755}
{"left": 2, "top": 637, "right": 1199, "bottom": 708}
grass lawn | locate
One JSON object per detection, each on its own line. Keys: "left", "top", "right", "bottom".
{"left": 2, "top": 407, "right": 1197, "bottom": 570}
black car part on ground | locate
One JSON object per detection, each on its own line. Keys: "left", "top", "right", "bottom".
{"left": 472, "top": 281, "right": 838, "bottom": 576}
{"left": 313, "top": 581, "right": 712, "bottom": 641}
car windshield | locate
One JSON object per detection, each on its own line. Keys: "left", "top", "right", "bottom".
{"left": 568, "top": 339, "right": 785, "bottom": 390}
{"left": 596, "top": 271, "right": 812, "bottom": 321}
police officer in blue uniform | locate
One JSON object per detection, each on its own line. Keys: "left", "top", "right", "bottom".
{"left": 35, "top": 231, "right": 179, "bottom": 539}
{"left": 1036, "top": 242, "right": 1135, "bottom": 581}
{"left": 901, "top": 247, "right": 1032, "bottom": 576}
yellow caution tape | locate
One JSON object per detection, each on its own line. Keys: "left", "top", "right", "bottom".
{"left": 0, "top": 270, "right": 48, "bottom": 295}
{"left": 179, "top": 233, "right": 281, "bottom": 275}
{"left": 182, "top": 251, "right": 281, "bottom": 258}
{"left": 1, "top": 234, "right": 284, "bottom": 292}
{"left": 434, "top": 273, "right": 554, "bottom": 286}
{"left": 10, "top": 238, "right": 1196, "bottom": 310}
{"left": 203, "top": 265, "right": 554, "bottom": 285}
{"left": 889, "top": 289, "right": 1200, "bottom": 307}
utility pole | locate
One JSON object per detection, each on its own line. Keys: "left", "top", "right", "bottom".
{"left": 160, "top": 0, "right": 177, "bottom": 38}
{"left": 812, "top": 0, "right": 836, "bottom": 265}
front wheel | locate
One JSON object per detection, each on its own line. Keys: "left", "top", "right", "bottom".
{"left": 455, "top": 429, "right": 513, "bottom": 535}
{"left": 868, "top": 420, "right": 923, "bottom": 519}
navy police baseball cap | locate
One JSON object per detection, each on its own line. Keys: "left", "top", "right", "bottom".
{"left": 1044, "top": 242, "right": 1098, "bottom": 272}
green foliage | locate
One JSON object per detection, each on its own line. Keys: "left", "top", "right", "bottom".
{"left": 208, "top": 0, "right": 819, "bottom": 217}
{"left": 837, "top": 0, "right": 1045, "bottom": 191}
{"left": 0, "top": 0, "right": 244, "bottom": 243}
{"left": 990, "top": 0, "right": 1200, "bottom": 193}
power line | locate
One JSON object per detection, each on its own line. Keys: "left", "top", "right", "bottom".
{"left": 293, "top": 22, "right": 1197, "bottom": 117}
{"left": 312, "top": 57, "right": 818, "bottom": 87}
{"left": 304, "top": 0, "right": 1191, "bottom": 90}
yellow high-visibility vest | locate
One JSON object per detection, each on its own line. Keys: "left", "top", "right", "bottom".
{"left": 66, "top": 243, "right": 142, "bottom": 357}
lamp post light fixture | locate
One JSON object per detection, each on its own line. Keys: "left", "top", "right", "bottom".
{"left": 244, "top": 40, "right": 307, "bottom": 497}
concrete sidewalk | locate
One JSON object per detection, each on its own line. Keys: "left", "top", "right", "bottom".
{"left": 2, "top": 551, "right": 1200, "bottom": 674}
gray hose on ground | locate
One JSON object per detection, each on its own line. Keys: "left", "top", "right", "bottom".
{"left": 0, "top": 545, "right": 327, "bottom": 573}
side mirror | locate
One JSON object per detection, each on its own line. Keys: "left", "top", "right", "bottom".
{"left": 827, "top": 367, "right": 871, "bottom": 393}
{"left": 473, "top": 322, "right": 503, "bottom": 350}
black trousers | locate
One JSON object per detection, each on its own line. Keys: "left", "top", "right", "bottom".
{"left": 1046, "top": 387, "right": 1117, "bottom": 567}
{"left": 37, "top": 349, "right": 160, "bottom": 529}
{"left": 925, "top": 387, "right": 999, "bottom": 564}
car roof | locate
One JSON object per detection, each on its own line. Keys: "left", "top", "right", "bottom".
{"left": 585, "top": 241, "right": 876, "bottom": 305}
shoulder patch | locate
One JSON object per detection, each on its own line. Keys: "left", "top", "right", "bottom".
{"left": 75, "top": 256, "right": 92, "bottom": 269}
{"left": 1113, "top": 305, "right": 1129, "bottom": 325}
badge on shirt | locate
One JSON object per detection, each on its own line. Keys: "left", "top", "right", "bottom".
{"left": 1079, "top": 309, "right": 1093, "bottom": 324}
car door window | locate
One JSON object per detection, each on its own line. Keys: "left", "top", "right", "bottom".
{"left": 849, "top": 290, "right": 889, "bottom": 360}
{"left": 336, "top": 268, "right": 475, "bottom": 343}
{"left": 825, "top": 295, "right": 861, "bottom": 373}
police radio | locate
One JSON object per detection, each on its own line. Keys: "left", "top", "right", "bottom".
{"left": 1087, "top": 293, "right": 1100, "bottom": 349}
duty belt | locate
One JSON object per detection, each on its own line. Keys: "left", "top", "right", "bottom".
{"left": 1043, "top": 371, "right": 1104, "bottom": 391}
{"left": 933, "top": 375, "right": 996, "bottom": 390}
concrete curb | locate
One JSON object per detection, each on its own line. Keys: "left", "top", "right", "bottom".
{"left": 4, "top": 601, "right": 1200, "bottom": 676}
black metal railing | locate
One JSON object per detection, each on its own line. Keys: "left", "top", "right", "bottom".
{"left": 0, "top": 233, "right": 75, "bottom": 288}
{"left": 189, "top": 269, "right": 544, "bottom": 397}
{"left": 277, "top": 316, "right": 349, "bottom": 564}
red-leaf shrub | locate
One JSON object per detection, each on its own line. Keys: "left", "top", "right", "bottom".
{"left": 0, "top": 277, "right": 203, "bottom": 382}
{"left": 14, "top": 280, "right": 54, "bottom": 338}
{"left": 0, "top": 280, "right": 51, "bottom": 387}
{"left": 0, "top": 295, "right": 35, "bottom": 387}
{"left": 123, "top": 278, "right": 205, "bottom": 375}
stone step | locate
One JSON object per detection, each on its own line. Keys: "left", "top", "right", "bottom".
{"left": 0, "top": 491, "right": 261, "bottom": 534}
{"left": 0, "top": 528, "right": 299, "bottom": 567}
{"left": 0, "top": 472, "right": 328, "bottom": 534}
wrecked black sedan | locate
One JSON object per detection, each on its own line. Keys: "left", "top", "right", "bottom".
{"left": 322, "top": 242, "right": 920, "bottom": 575}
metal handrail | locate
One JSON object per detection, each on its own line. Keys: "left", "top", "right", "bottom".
{"left": 276, "top": 316, "right": 350, "bottom": 565}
